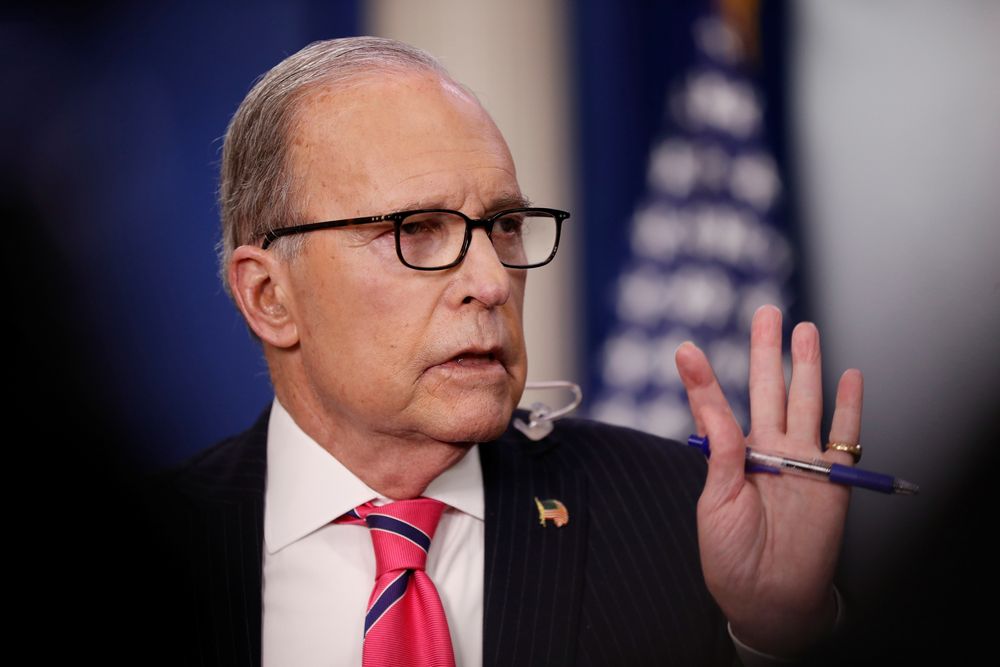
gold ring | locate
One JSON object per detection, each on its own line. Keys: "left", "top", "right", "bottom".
{"left": 827, "top": 441, "right": 862, "bottom": 463}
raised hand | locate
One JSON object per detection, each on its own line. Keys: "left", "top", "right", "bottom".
{"left": 675, "top": 305, "right": 863, "bottom": 657}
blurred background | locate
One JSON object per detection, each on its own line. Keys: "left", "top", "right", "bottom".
{"left": 5, "top": 0, "right": 998, "bottom": 662}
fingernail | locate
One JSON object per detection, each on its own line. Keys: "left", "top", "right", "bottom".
{"left": 755, "top": 304, "right": 781, "bottom": 316}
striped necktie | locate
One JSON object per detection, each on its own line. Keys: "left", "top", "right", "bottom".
{"left": 337, "top": 498, "right": 456, "bottom": 667}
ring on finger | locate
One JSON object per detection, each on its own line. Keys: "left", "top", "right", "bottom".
{"left": 827, "top": 441, "right": 862, "bottom": 463}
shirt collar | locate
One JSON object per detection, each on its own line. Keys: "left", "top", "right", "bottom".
{"left": 264, "top": 397, "right": 484, "bottom": 554}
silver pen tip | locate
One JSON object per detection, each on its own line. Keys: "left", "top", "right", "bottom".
{"left": 893, "top": 479, "right": 920, "bottom": 495}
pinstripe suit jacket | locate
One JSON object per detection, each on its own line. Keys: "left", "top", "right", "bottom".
{"left": 146, "top": 408, "right": 734, "bottom": 666}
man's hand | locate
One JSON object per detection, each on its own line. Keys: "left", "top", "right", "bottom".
{"left": 675, "top": 305, "right": 863, "bottom": 657}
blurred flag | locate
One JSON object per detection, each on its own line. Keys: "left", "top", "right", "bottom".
{"left": 589, "top": 4, "right": 793, "bottom": 438}
{"left": 534, "top": 497, "right": 570, "bottom": 528}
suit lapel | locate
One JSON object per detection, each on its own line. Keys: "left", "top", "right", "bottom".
{"left": 480, "top": 424, "right": 588, "bottom": 667}
{"left": 181, "top": 408, "right": 269, "bottom": 666}
{"left": 200, "top": 489, "right": 264, "bottom": 666}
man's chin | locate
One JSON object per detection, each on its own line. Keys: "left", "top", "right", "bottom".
{"left": 420, "top": 399, "right": 514, "bottom": 444}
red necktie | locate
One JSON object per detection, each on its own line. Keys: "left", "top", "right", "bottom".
{"left": 337, "top": 498, "right": 456, "bottom": 667}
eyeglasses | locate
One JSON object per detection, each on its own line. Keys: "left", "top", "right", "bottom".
{"left": 260, "top": 207, "right": 570, "bottom": 271}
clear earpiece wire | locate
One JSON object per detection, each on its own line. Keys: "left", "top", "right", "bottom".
{"left": 514, "top": 380, "right": 583, "bottom": 441}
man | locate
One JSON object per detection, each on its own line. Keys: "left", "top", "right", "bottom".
{"left": 147, "top": 36, "right": 863, "bottom": 666}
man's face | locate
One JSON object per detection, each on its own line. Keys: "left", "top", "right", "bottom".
{"left": 280, "top": 70, "right": 527, "bottom": 445}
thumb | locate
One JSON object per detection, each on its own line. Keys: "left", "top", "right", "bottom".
{"left": 701, "top": 405, "right": 747, "bottom": 505}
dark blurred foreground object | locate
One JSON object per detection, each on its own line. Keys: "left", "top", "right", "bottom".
{"left": 6, "top": 189, "right": 163, "bottom": 661}
{"left": 801, "top": 414, "right": 999, "bottom": 665}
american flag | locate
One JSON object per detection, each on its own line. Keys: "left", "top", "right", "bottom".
{"left": 534, "top": 498, "right": 569, "bottom": 527}
{"left": 589, "top": 8, "right": 793, "bottom": 439}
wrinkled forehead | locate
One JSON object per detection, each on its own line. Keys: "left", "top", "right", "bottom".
{"left": 286, "top": 69, "right": 519, "bottom": 218}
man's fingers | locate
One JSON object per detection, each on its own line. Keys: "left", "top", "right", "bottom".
{"left": 676, "top": 341, "right": 737, "bottom": 436}
{"left": 676, "top": 341, "right": 746, "bottom": 497}
{"left": 826, "top": 369, "right": 863, "bottom": 465}
{"left": 748, "top": 305, "right": 787, "bottom": 436}
{"left": 786, "top": 322, "right": 824, "bottom": 445}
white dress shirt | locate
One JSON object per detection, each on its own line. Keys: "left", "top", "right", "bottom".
{"left": 262, "top": 398, "right": 485, "bottom": 667}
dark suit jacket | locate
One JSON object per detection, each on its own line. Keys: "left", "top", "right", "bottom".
{"left": 140, "top": 408, "right": 734, "bottom": 666}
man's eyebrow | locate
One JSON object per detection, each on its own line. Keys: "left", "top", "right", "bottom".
{"left": 393, "top": 193, "right": 533, "bottom": 214}
{"left": 487, "top": 193, "right": 534, "bottom": 212}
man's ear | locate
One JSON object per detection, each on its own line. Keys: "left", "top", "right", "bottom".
{"left": 228, "top": 245, "right": 299, "bottom": 348}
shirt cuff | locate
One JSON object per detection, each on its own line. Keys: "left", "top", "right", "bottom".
{"left": 728, "top": 586, "right": 845, "bottom": 665}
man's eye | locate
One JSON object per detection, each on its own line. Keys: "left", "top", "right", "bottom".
{"left": 400, "top": 222, "right": 430, "bottom": 235}
{"left": 400, "top": 217, "right": 448, "bottom": 235}
{"left": 495, "top": 217, "right": 524, "bottom": 235}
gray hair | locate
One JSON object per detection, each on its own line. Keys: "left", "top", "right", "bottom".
{"left": 217, "top": 36, "right": 453, "bottom": 297}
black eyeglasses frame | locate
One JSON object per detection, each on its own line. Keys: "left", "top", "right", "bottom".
{"left": 259, "top": 206, "right": 570, "bottom": 271}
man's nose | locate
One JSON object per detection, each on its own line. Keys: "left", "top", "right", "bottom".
{"left": 455, "top": 227, "right": 512, "bottom": 308}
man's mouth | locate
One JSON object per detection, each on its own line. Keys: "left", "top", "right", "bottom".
{"left": 432, "top": 346, "right": 506, "bottom": 375}
{"left": 453, "top": 351, "right": 498, "bottom": 366}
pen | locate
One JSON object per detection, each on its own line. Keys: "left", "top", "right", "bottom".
{"left": 687, "top": 434, "right": 919, "bottom": 495}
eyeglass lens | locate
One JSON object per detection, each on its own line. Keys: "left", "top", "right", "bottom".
{"left": 398, "top": 211, "right": 558, "bottom": 268}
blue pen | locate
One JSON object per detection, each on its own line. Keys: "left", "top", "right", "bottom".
{"left": 687, "top": 434, "right": 919, "bottom": 495}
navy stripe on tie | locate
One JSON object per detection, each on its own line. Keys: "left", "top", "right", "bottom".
{"left": 345, "top": 507, "right": 362, "bottom": 520}
{"left": 364, "top": 570, "right": 411, "bottom": 637}
{"left": 366, "top": 514, "right": 432, "bottom": 552}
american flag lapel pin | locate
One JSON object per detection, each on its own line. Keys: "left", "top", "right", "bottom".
{"left": 534, "top": 497, "right": 569, "bottom": 527}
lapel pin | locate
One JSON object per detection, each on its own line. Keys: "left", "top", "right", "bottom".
{"left": 534, "top": 497, "right": 569, "bottom": 527}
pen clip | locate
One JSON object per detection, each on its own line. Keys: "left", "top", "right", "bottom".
{"left": 746, "top": 462, "right": 781, "bottom": 475}
{"left": 686, "top": 434, "right": 781, "bottom": 475}
{"left": 687, "top": 434, "right": 711, "bottom": 457}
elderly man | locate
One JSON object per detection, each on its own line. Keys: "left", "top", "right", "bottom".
{"left": 150, "top": 36, "right": 862, "bottom": 666}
